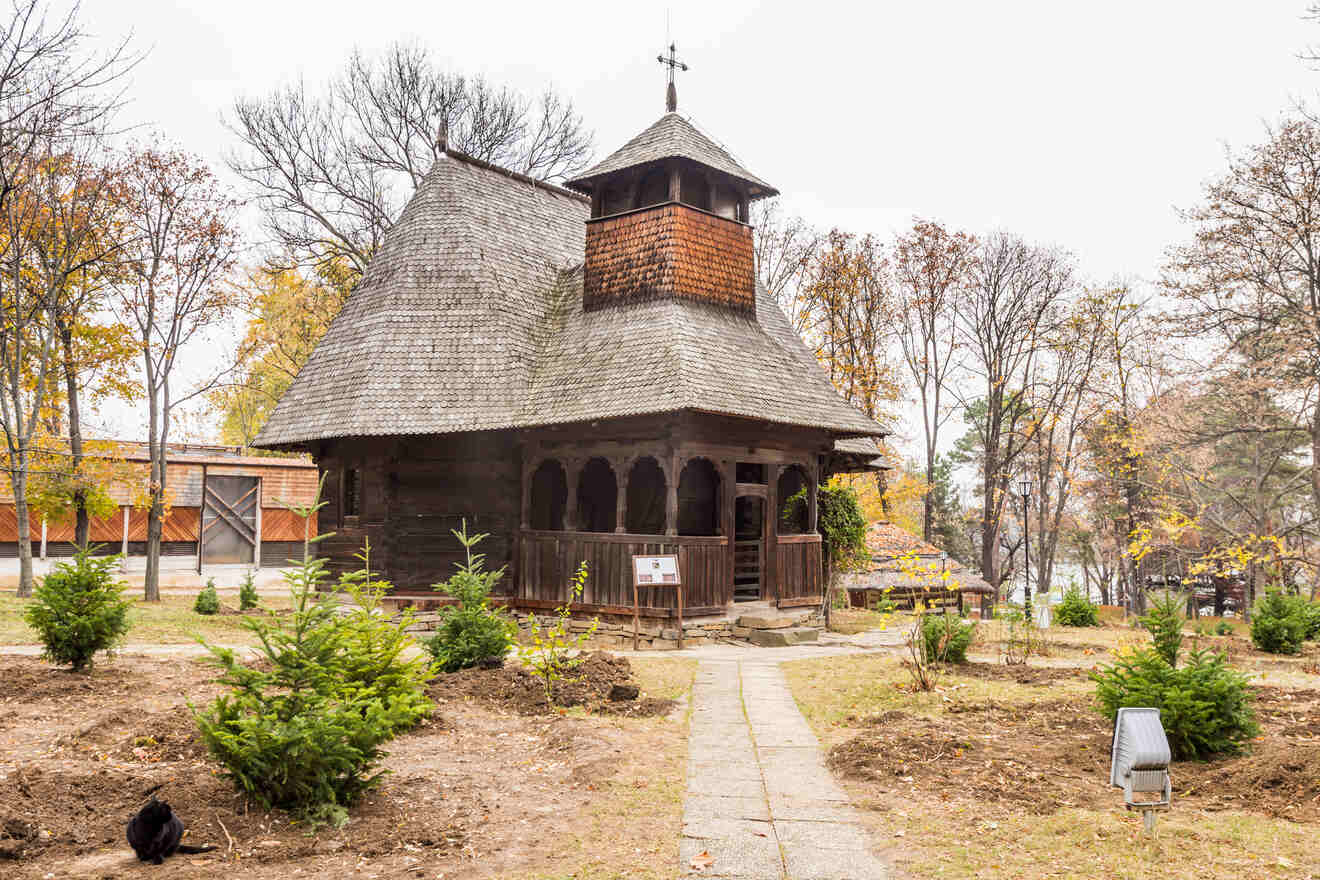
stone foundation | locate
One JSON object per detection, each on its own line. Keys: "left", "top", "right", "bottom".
{"left": 393, "top": 599, "right": 824, "bottom": 651}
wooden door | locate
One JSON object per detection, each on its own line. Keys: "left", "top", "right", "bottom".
{"left": 202, "top": 475, "right": 259, "bottom": 565}
{"left": 734, "top": 495, "right": 763, "bottom": 602}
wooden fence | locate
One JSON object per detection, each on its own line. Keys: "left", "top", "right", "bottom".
{"left": 517, "top": 530, "right": 730, "bottom": 617}
{"left": 774, "top": 533, "right": 823, "bottom": 608}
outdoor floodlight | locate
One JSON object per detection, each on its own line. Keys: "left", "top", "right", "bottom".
{"left": 1109, "top": 707, "right": 1172, "bottom": 834}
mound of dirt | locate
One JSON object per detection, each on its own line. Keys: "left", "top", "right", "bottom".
{"left": 0, "top": 659, "right": 144, "bottom": 703}
{"left": 0, "top": 760, "right": 467, "bottom": 868}
{"left": 951, "top": 662, "right": 1090, "bottom": 685}
{"left": 115, "top": 709, "right": 208, "bottom": 763}
{"left": 427, "top": 652, "right": 676, "bottom": 717}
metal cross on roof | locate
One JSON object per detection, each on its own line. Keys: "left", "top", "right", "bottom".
{"left": 657, "top": 42, "right": 688, "bottom": 113}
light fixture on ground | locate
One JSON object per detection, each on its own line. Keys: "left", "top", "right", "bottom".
{"left": 1109, "top": 707, "right": 1172, "bottom": 835}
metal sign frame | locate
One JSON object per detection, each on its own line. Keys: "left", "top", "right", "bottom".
{"left": 632, "top": 553, "right": 683, "bottom": 650}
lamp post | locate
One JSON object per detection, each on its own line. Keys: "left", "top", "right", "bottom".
{"left": 1018, "top": 478, "right": 1033, "bottom": 622}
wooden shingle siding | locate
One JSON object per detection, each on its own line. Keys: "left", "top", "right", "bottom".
{"left": 583, "top": 204, "right": 754, "bottom": 313}
{"left": 567, "top": 112, "right": 777, "bottom": 198}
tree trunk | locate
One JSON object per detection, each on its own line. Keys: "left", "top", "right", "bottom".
{"left": 143, "top": 387, "right": 163, "bottom": 601}
{"left": 922, "top": 448, "right": 935, "bottom": 544}
{"left": 60, "top": 328, "right": 89, "bottom": 549}
{"left": 144, "top": 487, "right": 162, "bottom": 602}
{"left": 12, "top": 457, "right": 33, "bottom": 597}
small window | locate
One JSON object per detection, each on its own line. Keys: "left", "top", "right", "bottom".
{"left": 736, "top": 462, "right": 766, "bottom": 484}
{"left": 343, "top": 468, "right": 361, "bottom": 518}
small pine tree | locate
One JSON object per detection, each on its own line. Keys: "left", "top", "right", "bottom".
{"left": 426, "top": 522, "right": 515, "bottom": 672}
{"left": 1055, "top": 587, "right": 1099, "bottom": 627}
{"left": 194, "top": 484, "right": 432, "bottom": 822}
{"left": 194, "top": 578, "right": 220, "bottom": 615}
{"left": 1092, "top": 647, "right": 1257, "bottom": 759}
{"left": 1250, "top": 592, "right": 1308, "bottom": 654}
{"left": 1139, "top": 590, "right": 1185, "bottom": 666}
{"left": 238, "top": 569, "right": 259, "bottom": 611}
{"left": 24, "top": 550, "right": 132, "bottom": 671}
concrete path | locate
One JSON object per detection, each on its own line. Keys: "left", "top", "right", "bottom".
{"left": 680, "top": 659, "right": 887, "bottom": 879}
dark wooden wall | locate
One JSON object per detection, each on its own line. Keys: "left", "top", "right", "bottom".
{"left": 315, "top": 431, "right": 520, "bottom": 589}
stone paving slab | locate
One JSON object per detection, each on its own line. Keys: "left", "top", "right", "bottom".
{"left": 677, "top": 659, "right": 886, "bottom": 879}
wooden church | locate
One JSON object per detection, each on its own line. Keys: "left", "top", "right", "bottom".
{"left": 254, "top": 67, "right": 887, "bottom": 619}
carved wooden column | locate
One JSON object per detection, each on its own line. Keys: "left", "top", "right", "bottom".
{"left": 614, "top": 458, "right": 629, "bottom": 534}
{"left": 765, "top": 464, "right": 780, "bottom": 602}
{"left": 668, "top": 166, "right": 682, "bottom": 202}
{"left": 665, "top": 453, "right": 680, "bottom": 537}
{"left": 721, "top": 459, "right": 736, "bottom": 605}
{"left": 564, "top": 458, "right": 582, "bottom": 532}
{"left": 519, "top": 452, "right": 533, "bottom": 531}
{"left": 807, "top": 461, "right": 820, "bottom": 534}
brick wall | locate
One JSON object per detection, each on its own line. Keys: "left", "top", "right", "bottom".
{"left": 583, "top": 203, "right": 755, "bottom": 313}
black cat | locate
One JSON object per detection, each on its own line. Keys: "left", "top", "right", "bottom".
{"left": 126, "top": 790, "right": 217, "bottom": 864}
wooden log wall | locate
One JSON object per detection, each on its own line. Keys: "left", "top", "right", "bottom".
{"left": 314, "top": 432, "right": 520, "bottom": 589}
{"left": 518, "top": 530, "right": 729, "bottom": 616}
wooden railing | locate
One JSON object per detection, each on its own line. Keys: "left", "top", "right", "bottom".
{"left": 517, "top": 530, "right": 731, "bottom": 617}
{"left": 775, "top": 533, "right": 823, "bottom": 608}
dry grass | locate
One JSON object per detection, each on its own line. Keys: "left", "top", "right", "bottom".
{"left": 523, "top": 657, "right": 694, "bottom": 880}
{"left": 871, "top": 803, "right": 1319, "bottom": 879}
{"left": 830, "top": 607, "right": 904, "bottom": 634}
{"left": 786, "top": 650, "right": 1320, "bottom": 879}
{"left": 0, "top": 592, "right": 294, "bottom": 646}
{"left": 782, "top": 653, "right": 1092, "bottom": 745}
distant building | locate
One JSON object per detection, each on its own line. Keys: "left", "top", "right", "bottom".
{"left": 0, "top": 442, "right": 318, "bottom": 570}
{"left": 843, "top": 521, "right": 994, "bottom": 616}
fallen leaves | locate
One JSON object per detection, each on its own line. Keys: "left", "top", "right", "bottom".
{"left": 689, "top": 849, "right": 715, "bottom": 871}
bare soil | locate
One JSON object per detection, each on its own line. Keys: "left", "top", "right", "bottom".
{"left": 828, "top": 677, "right": 1320, "bottom": 823}
{"left": 0, "top": 652, "right": 683, "bottom": 879}
{"left": 428, "top": 651, "right": 677, "bottom": 718}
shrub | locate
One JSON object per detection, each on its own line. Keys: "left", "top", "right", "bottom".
{"left": 194, "top": 578, "right": 220, "bottom": 615}
{"left": 517, "top": 562, "right": 597, "bottom": 706}
{"left": 1297, "top": 599, "right": 1320, "bottom": 640}
{"left": 783, "top": 484, "right": 868, "bottom": 573}
{"left": 869, "top": 596, "right": 897, "bottom": 615}
{"left": 1140, "top": 590, "right": 1186, "bottom": 666}
{"left": 920, "top": 612, "right": 974, "bottom": 663}
{"left": 1250, "top": 592, "right": 1308, "bottom": 655}
{"left": 195, "top": 493, "right": 432, "bottom": 824}
{"left": 24, "top": 550, "right": 131, "bottom": 671}
{"left": 238, "top": 570, "right": 259, "bottom": 611}
{"left": 1214, "top": 620, "right": 1234, "bottom": 637}
{"left": 1055, "top": 588, "right": 1099, "bottom": 627}
{"left": 425, "top": 523, "right": 516, "bottom": 672}
{"left": 1092, "top": 646, "right": 1257, "bottom": 760}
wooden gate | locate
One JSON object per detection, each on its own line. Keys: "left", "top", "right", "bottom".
{"left": 202, "top": 475, "right": 258, "bottom": 565}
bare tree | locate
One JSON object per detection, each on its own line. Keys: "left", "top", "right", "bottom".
{"left": 0, "top": 0, "right": 132, "bottom": 595}
{"left": 893, "top": 220, "right": 977, "bottom": 542}
{"left": 1165, "top": 114, "right": 1320, "bottom": 585}
{"left": 751, "top": 197, "right": 819, "bottom": 333}
{"left": 956, "top": 232, "right": 1073, "bottom": 598}
{"left": 227, "top": 42, "right": 593, "bottom": 282}
{"left": 1021, "top": 287, "right": 1109, "bottom": 597}
{"left": 114, "top": 146, "right": 240, "bottom": 601}
{"left": 31, "top": 142, "right": 129, "bottom": 555}
{"left": 799, "top": 229, "right": 902, "bottom": 422}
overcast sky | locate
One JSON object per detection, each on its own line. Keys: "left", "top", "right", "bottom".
{"left": 74, "top": 0, "right": 1320, "bottom": 450}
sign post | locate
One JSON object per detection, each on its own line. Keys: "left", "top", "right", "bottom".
{"left": 632, "top": 554, "right": 683, "bottom": 650}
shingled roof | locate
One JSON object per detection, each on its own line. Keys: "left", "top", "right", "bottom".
{"left": 254, "top": 150, "right": 883, "bottom": 448}
{"left": 565, "top": 112, "right": 778, "bottom": 198}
